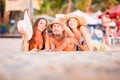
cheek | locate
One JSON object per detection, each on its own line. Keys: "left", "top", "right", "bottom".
{"left": 59, "top": 27, "right": 63, "bottom": 32}
{"left": 43, "top": 26, "right": 46, "bottom": 29}
{"left": 69, "top": 23, "right": 73, "bottom": 27}
{"left": 52, "top": 27, "right": 56, "bottom": 32}
{"left": 52, "top": 28, "right": 59, "bottom": 33}
{"left": 38, "top": 26, "right": 46, "bottom": 31}
{"left": 41, "top": 24, "right": 46, "bottom": 28}
{"left": 70, "top": 22, "right": 77, "bottom": 27}
{"left": 69, "top": 21, "right": 74, "bottom": 25}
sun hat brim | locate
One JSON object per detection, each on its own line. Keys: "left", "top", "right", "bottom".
{"left": 49, "top": 20, "right": 62, "bottom": 27}
{"left": 65, "top": 14, "right": 87, "bottom": 26}
{"left": 17, "top": 11, "right": 33, "bottom": 40}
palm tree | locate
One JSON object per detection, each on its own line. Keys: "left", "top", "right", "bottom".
{"left": 75, "top": 0, "right": 92, "bottom": 12}
{"left": 85, "top": 0, "right": 92, "bottom": 12}
{"left": 92, "top": 0, "right": 118, "bottom": 12}
{"left": 38, "top": 0, "right": 66, "bottom": 16}
{"left": 35, "top": 0, "right": 120, "bottom": 16}
{"left": 67, "top": 0, "right": 72, "bottom": 13}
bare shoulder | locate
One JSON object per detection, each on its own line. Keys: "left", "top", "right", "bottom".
{"left": 66, "top": 36, "right": 77, "bottom": 43}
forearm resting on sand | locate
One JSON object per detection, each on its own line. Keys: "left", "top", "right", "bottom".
{"left": 22, "top": 35, "right": 29, "bottom": 52}
{"left": 80, "top": 26, "right": 93, "bottom": 51}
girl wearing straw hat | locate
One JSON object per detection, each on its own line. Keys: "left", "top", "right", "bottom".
{"left": 65, "top": 14, "right": 120, "bottom": 51}
{"left": 65, "top": 14, "right": 93, "bottom": 51}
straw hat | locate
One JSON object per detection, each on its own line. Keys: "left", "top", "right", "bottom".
{"left": 49, "top": 20, "right": 62, "bottom": 27}
{"left": 17, "top": 11, "right": 33, "bottom": 40}
{"left": 65, "top": 14, "right": 87, "bottom": 26}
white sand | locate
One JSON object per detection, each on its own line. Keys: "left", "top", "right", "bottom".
{"left": 0, "top": 38, "right": 120, "bottom": 80}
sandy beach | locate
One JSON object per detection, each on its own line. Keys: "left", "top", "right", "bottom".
{"left": 0, "top": 38, "right": 120, "bottom": 80}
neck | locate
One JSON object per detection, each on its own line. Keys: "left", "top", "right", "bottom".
{"left": 71, "top": 28, "right": 80, "bottom": 39}
{"left": 71, "top": 28, "right": 78, "bottom": 33}
{"left": 54, "top": 33, "right": 64, "bottom": 41}
{"left": 36, "top": 29, "right": 43, "bottom": 34}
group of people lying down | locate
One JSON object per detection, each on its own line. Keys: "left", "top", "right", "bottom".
{"left": 17, "top": 13, "right": 120, "bottom": 52}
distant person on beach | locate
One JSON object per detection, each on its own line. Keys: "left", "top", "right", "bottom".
{"left": 48, "top": 20, "right": 78, "bottom": 51}
{"left": 18, "top": 18, "right": 50, "bottom": 52}
{"left": 101, "top": 12, "right": 111, "bottom": 45}
{"left": 116, "top": 16, "right": 120, "bottom": 35}
{"left": 91, "top": 26, "right": 103, "bottom": 41}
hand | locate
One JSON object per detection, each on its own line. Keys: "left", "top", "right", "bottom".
{"left": 30, "top": 48, "right": 38, "bottom": 52}
{"left": 58, "top": 17, "right": 66, "bottom": 25}
{"left": 18, "top": 27, "right": 27, "bottom": 37}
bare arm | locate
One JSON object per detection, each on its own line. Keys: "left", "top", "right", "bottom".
{"left": 22, "top": 35, "right": 29, "bottom": 51}
{"left": 80, "top": 26, "right": 93, "bottom": 51}
{"left": 49, "top": 37, "right": 55, "bottom": 51}
{"left": 63, "top": 24, "right": 74, "bottom": 37}
{"left": 18, "top": 27, "right": 29, "bottom": 51}
{"left": 58, "top": 17, "right": 74, "bottom": 37}
{"left": 44, "top": 32, "right": 50, "bottom": 50}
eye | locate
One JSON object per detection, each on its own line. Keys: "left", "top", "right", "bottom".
{"left": 58, "top": 25, "right": 60, "bottom": 27}
{"left": 40, "top": 22, "right": 43, "bottom": 24}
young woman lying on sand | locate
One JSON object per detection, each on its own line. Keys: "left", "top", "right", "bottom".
{"left": 65, "top": 14, "right": 120, "bottom": 52}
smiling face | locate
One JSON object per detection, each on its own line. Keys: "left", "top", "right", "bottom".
{"left": 51, "top": 23, "right": 63, "bottom": 35}
{"left": 68, "top": 18, "right": 78, "bottom": 29}
{"left": 37, "top": 19, "right": 47, "bottom": 32}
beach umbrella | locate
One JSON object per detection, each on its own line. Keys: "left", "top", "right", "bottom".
{"left": 106, "top": 4, "right": 120, "bottom": 17}
{"left": 99, "top": 4, "right": 120, "bottom": 18}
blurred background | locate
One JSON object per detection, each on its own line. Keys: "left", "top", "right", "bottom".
{"left": 0, "top": 0, "right": 120, "bottom": 39}
{"left": 0, "top": 1, "right": 120, "bottom": 79}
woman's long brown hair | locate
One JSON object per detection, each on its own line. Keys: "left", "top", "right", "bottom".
{"left": 29, "top": 18, "right": 47, "bottom": 50}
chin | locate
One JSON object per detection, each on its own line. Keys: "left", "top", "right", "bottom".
{"left": 54, "top": 33, "right": 59, "bottom": 35}
{"left": 39, "top": 29, "right": 44, "bottom": 32}
{"left": 55, "top": 34, "right": 60, "bottom": 36}
{"left": 54, "top": 32, "right": 60, "bottom": 35}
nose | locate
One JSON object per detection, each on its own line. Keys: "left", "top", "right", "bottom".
{"left": 54, "top": 26, "right": 59, "bottom": 29}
